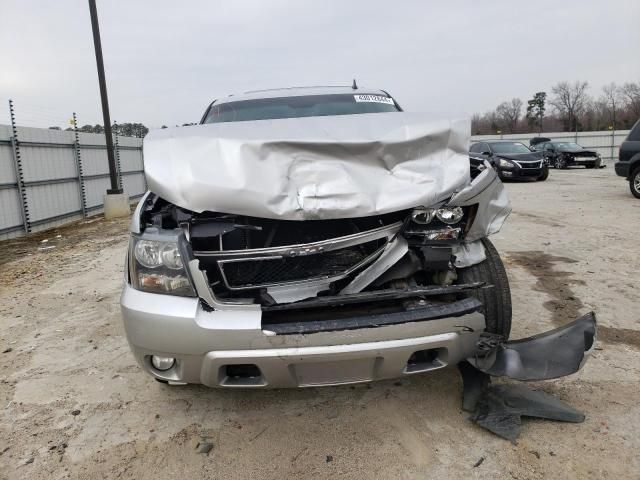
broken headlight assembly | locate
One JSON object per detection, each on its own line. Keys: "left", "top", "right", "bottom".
{"left": 128, "top": 229, "right": 196, "bottom": 297}
{"left": 435, "top": 206, "right": 463, "bottom": 224}
{"left": 411, "top": 206, "right": 463, "bottom": 225}
{"left": 406, "top": 206, "right": 467, "bottom": 241}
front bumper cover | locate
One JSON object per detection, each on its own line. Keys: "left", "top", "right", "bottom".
{"left": 459, "top": 312, "right": 597, "bottom": 441}
{"left": 121, "top": 284, "right": 486, "bottom": 387}
{"left": 468, "top": 312, "right": 597, "bottom": 381}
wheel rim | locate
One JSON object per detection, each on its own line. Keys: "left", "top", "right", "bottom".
{"left": 634, "top": 172, "right": 640, "bottom": 193}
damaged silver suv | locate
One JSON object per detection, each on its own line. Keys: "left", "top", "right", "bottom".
{"left": 121, "top": 86, "right": 513, "bottom": 387}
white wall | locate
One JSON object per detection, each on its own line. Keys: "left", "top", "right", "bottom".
{"left": 0, "top": 125, "right": 145, "bottom": 240}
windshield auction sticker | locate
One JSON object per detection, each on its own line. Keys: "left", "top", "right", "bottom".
{"left": 353, "top": 94, "right": 395, "bottom": 105}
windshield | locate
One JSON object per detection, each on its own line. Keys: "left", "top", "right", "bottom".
{"left": 489, "top": 142, "right": 532, "bottom": 154}
{"left": 553, "top": 142, "right": 582, "bottom": 150}
{"left": 203, "top": 94, "right": 400, "bottom": 123}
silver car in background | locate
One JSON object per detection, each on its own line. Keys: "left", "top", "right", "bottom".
{"left": 120, "top": 86, "right": 512, "bottom": 388}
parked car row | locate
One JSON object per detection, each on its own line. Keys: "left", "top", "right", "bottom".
{"left": 530, "top": 138, "right": 602, "bottom": 169}
{"left": 469, "top": 140, "right": 548, "bottom": 181}
{"left": 470, "top": 118, "right": 640, "bottom": 199}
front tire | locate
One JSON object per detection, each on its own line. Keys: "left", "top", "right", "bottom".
{"left": 537, "top": 166, "right": 549, "bottom": 181}
{"left": 458, "top": 239, "right": 512, "bottom": 338}
{"left": 631, "top": 167, "right": 640, "bottom": 199}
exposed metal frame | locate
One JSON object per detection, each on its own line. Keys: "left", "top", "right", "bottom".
{"left": 188, "top": 258, "right": 261, "bottom": 312}
{"left": 193, "top": 221, "right": 402, "bottom": 258}
{"left": 193, "top": 221, "right": 402, "bottom": 293}
{"left": 217, "top": 242, "right": 388, "bottom": 291}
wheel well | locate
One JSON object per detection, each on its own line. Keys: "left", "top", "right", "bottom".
{"left": 629, "top": 153, "right": 640, "bottom": 178}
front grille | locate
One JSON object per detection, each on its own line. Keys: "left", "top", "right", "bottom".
{"left": 219, "top": 239, "right": 383, "bottom": 289}
{"left": 515, "top": 161, "right": 542, "bottom": 169}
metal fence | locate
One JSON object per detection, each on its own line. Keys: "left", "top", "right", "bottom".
{"left": 471, "top": 129, "right": 629, "bottom": 163}
{"left": 0, "top": 123, "right": 146, "bottom": 240}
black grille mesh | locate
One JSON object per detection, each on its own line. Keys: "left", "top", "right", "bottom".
{"left": 220, "top": 239, "right": 383, "bottom": 288}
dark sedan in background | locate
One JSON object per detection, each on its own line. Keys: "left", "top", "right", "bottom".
{"left": 532, "top": 140, "right": 602, "bottom": 169}
{"left": 469, "top": 141, "right": 548, "bottom": 181}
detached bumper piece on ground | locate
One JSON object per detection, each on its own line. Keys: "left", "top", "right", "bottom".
{"left": 458, "top": 312, "right": 597, "bottom": 442}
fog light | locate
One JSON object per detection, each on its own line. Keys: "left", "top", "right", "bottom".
{"left": 151, "top": 355, "right": 175, "bottom": 371}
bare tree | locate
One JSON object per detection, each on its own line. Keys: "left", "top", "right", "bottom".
{"left": 550, "top": 81, "right": 590, "bottom": 131}
{"left": 496, "top": 98, "right": 523, "bottom": 133}
{"left": 470, "top": 113, "right": 483, "bottom": 135}
{"left": 620, "top": 81, "right": 640, "bottom": 117}
{"left": 601, "top": 83, "right": 621, "bottom": 129}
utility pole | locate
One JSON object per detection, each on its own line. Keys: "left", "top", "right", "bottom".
{"left": 88, "top": 0, "right": 119, "bottom": 194}
{"left": 87, "top": 0, "right": 129, "bottom": 217}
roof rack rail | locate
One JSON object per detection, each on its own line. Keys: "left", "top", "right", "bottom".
{"left": 243, "top": 85, "right": 353, "bottom": 94}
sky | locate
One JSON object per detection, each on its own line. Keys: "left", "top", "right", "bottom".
{"left": 1, "top": 0, "right": 639, "bottom": 129}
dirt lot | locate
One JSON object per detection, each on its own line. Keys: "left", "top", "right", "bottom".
{"left": 1, "top": 167, "right": 638, "bottom": 479}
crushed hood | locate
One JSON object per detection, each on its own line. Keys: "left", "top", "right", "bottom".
{"left": 144, "top": 112, "right": 471, "bottom": 220}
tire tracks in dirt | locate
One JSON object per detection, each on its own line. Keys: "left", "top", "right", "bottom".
{"left": 507, "top": 251, "right": 640, "bottom": 349}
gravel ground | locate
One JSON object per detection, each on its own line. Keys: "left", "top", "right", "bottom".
{"left": 0, "top": 167, "right": 638, "bottom": 479}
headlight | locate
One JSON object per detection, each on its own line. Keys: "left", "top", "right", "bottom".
{"left": 129, "top": 231, "right": 195, "bottom": 297}
{"left": 411, "top": 207, "right": 436, "bottom": 224}
{"left": 134, "top": 240, "right": 163, "bottom": 268}
{"left": 160, "top": 243, "right": 184, "bottom": 270}
{"left": 435, "top": 207, "right": 464, "bottom": 224}
{"left": 498, "top": 158, "right": 514, "bottom": 169}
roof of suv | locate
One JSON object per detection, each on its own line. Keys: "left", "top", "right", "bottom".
{"left": 213, "top": 86, "right": 391, "bottom": 105}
